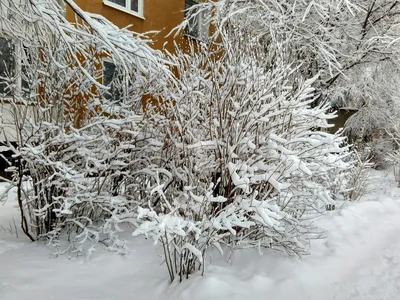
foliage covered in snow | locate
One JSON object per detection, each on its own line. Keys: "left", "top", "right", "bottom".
{"left": 0, "top": 0, "right": 375, "bottom": 282}
{"left": 0, "top": 0, "right": 170, "bottom": 249}
{"left": 180, "top": 0, "right": 400, "bottom": 156}
{"left": 131, "top": 0, "right": 356, "bottom": 281}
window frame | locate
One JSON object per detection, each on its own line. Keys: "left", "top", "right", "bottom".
{"left": 103, "top": 0, "right": 144, "bottom": 19}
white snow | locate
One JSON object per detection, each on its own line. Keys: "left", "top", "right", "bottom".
{"left": 2, "top": 170, "right": 400, "bottom": 299}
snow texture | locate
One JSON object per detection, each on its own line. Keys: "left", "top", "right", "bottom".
{"left": 1, "top": 170, "right": 400, "bottom": 299}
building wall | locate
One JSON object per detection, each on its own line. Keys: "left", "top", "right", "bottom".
{"left": 67, "top": 0, "right": 188, "bottom": 53}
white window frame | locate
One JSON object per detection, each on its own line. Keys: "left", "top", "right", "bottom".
{"left": 103, "top": 0, "right": 144, "bottom": 19}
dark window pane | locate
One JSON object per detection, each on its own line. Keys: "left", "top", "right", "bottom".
{"left": 0, "top": 38, "right": 14, "bottom": 96}
{"left": 103, "top": 61, "right": 115, "bottom": 87}
{"left": 109, "top": 0, "right": 126, "bottom": 7}
{"left": 21, "top": 65, "right": 30, "bottom": 96}
{"left": 103, "top": 61, "right": 122, "bottom": 102}
{"left": 131, "top": 0, "right": 138, "bottom": 12}
{"left": 21, "top": 46, "right": 32, "bottom": 97}
{"left": 184, "top": 0, "right": 199, "bottom": 38}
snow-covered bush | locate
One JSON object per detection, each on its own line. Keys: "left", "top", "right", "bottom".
{"left": 132, "top": 0, "right": 353, "bottom": 282}
{"left": 347, "top": 151, "right": 373, "bottom": 201}
{"left": 385, "top": 121, "right": 400, "bottom": 187}
{"left": 0, "top": 0, "right": 369, "bottom": 281}
{"left": 0, "top": 0, "right": 170, "bottom": 251}
{"left": 19, "top": 116, "right": 165, "bottom": 255}
{"left": 328, "top": 149, "right": 372, "bottom": 205}
{"left": 344, "top": 101, "right": 395, "bottom": 170}
{"left": 342, "top": 79, "right": 397, "bottom": 169}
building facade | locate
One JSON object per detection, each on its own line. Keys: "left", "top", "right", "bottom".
{"left": 0, "top": 0, "right": 205, "bottom": 177}
{"left": 66, "top": 0, "right": 204, "bottom": 53}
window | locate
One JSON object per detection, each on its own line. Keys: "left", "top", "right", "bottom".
{"left": 184, "top": 0, "right": 209, "bottom": 40}
{"left": 103, "top": 0, "right": 143, "bottom": 18}
{"left": 0, "top": 38, "right": 15, "bottom": 97}
{"left": 103, "top": 60, "right": 123, "bottom": 102}
{"left": 0, "top": 37, "right": 29, "bottom": 98}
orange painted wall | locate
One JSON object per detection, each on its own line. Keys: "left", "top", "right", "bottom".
{"left": 64, "top": 0, "right": 196, "bottom": 122}
{"left": 66, "top": 0, "right": 188, "bottom": 53}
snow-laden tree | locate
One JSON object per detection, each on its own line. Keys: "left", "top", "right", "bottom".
{"left": 184, "top": 0, "right": 400, "bottom": 101}
{"left": 0, "top": 0, "right": 171, "bottom": 253}
{"left": 132, "top": 1, "right": 353, "bottom": 281}
{"left": 182, "top": 0, "right": 400, "bottom": 151}
{"left": 339, "top": 61, "right": 400, "bottom": 167}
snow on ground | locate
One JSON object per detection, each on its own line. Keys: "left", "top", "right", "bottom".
{"left": 0, "top": 186, "right": 26, "bottom": 256}
{"left": 1, "top": 170, "right": 400, "bottom": 300}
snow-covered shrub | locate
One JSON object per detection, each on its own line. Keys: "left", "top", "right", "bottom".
{"left": 343, "top": 96, "right": 395, "bottom": 170}
{"left": 328, "top": 149, "right": 372, "bottom": 205}
{"left": 362, "top": 138, "right": 393, "bottom": 170}
{"left": 19, "top": 116, "right": 163, "bottom": 255}
{"left": 385, "top": 121, "right": 400, "bottom": 187}
{"left": 347, "top": 151, "right": 373, "bottom": 201}
{"left": 132, "top": 1, "right": 353, "bottom": 281}
{"left": 0, "top": 0, "right": 170, "bottom": 250}
{"left": 334, "top": 61, "right": 400, "bottom": 159}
